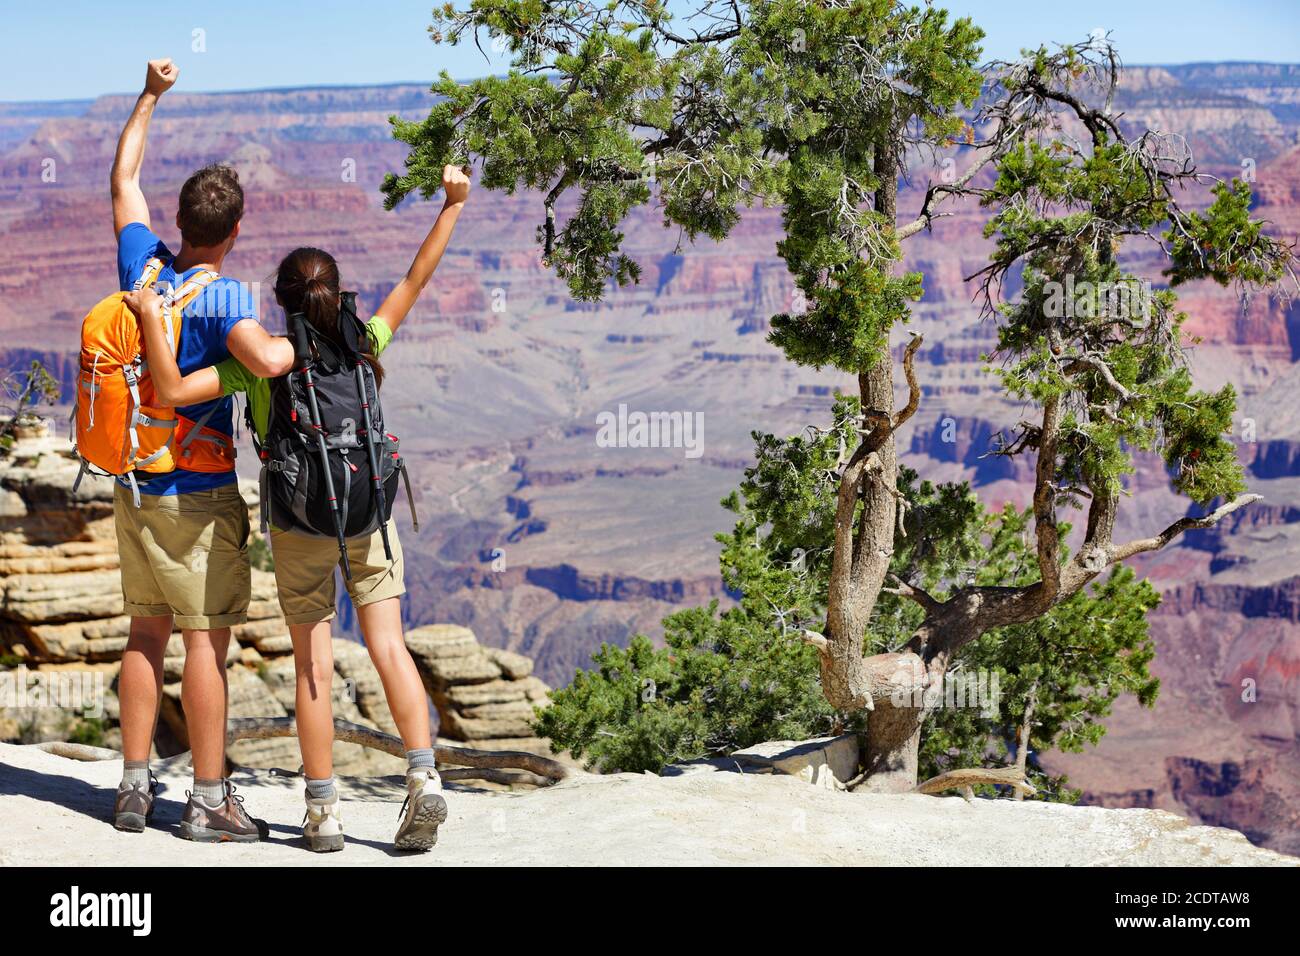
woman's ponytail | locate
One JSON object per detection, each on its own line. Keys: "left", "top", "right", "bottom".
{"left": 301, "top": 271, "right": 339, "bottom": 336}
{"left": 274, "top": 246, "right": 384, "bottom": 385}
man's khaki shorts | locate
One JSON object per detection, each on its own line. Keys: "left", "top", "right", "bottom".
{"left": 114, "top": 482, "right": 252, "bottom": 629}
{"left": 269, "top": 522, "right": 405, "bottom": 625}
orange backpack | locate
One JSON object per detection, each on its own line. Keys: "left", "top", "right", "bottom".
{"left": 73, "top": 258, "right": 235, "bottom": 504}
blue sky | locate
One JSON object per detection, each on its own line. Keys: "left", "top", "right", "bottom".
{"left": 4, "top": 0, "right": 1298, "bottom": 102}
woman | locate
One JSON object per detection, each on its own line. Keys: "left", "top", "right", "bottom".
{"left": 124, "top": 164, "right": 471, "bottom": 852}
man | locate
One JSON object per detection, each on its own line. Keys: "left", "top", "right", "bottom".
{"left": 110, "top": 58, "right": 294, "bottom": 841}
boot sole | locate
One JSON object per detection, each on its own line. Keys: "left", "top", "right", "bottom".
{"left": 114, "top": 811, "right": 147, "bottom": 833}
{"left": 308, "top": 832, "right": 345, "bottom": 853}
{"left": 394, "top": 793, "right": 448, "bottom": 852}
{"left": 179, "top": 820, "right": 261, "bottom": 843}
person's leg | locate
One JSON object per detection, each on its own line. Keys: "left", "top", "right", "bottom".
{"left": 118, "top": 614, "right": 172, "bottom": 765}
{"left": 291, "top": 620, "right": 344, "bottom": 852}
{"left": 290, "top": 620, "right": 336, "bottom": 781}
{"left": 181, "top": 627, "right": 230, "bottom": 785}
{"left": 114, "top": 612, "right": 172, "bottom": 831}
{"left": 112, "top": 484, "right": 176, "bottom": 831}
{"left": 268, "top": 527, "right": 346, "bottom": 851}
{"left": 356, "top": 597, "right": 431, "bottom": 752}
{"left": 347, "top": 524, "right": 444, "bottom": 851}
{"left": 152, "top": 485, "right": 254, "bottom": 812}
{"left": 126, "top": 470, "right": 256, "bottom": 841}
{"left": 176, "top": 623, "right": 262, "bottom": 843}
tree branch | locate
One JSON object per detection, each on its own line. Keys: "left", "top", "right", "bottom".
{"left": 892, "top": 331, "right": 924, "bottom": 429}
{"left": 226, "top": 716, "right": 573, "bottom": 783}
{"left": 883, "top": 573, "right": 942, "bottom": 615}
{"left": 897, "top": 156, "right": 994, "bottom": 241}
{"left": 1108, "top": 494, "right": 1262, "bottom": 563}
{"left": 915, "top": 766, "right": 1036, "bottom": 797}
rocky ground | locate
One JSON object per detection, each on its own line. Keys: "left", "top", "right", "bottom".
{"left": 0, "top": 741, "right": 1292, "bottom": 867}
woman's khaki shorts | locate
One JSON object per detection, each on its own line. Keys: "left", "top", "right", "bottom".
{"left": 114, "top": 482, "right": 252, "bottom": 629}
{"left": 269, "top": 522, "right": 405, "bottom": 625}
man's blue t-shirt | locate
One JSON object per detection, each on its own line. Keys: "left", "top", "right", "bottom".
{"left": 116, "top": 222, "right": 255, "bottom": 495}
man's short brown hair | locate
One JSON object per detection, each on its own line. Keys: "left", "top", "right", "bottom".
{"left": 177, "top": 164, "right": 244, "bottom": 247}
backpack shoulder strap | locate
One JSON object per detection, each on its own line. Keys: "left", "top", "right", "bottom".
{"left": 160, "top": 270, "right": 222, "bottom": 356}
{"left": 170, "top": 269, "right": 220, "bottom": 307}
{"left": 132, "top": 257, "right": 165, "bottom": 292}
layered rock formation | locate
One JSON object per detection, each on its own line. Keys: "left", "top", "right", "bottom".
{"left": 0, "top": 436, "right": 555, "bottom": 782}
{"left": 406, "top": 624, "right": 551, "bottom": 755}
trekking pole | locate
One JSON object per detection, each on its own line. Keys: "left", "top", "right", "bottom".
{"left": 353, "top": 362, "right": 393, "bottom": 561}
{"left": 291, "top": 313, "right": 352, "bottom": 580}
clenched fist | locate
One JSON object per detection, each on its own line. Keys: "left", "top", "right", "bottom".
{"left": 442, "top": 164, "right": 471, "bottom": 206}
{"left": 144, "top": 59, "right": 179, "bottom": 96}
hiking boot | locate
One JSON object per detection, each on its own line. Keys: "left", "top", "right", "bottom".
{"left": 113, "top": 773, "right": 157, "bottom": 832}
{"left": 394, "top": 767, "right": 447, "bottom": 852}
{"left": 302, "top": 791, "right": 345, "bottom": 853}
{"left": 179, "top": 782, "right": 266, "bottom": 843}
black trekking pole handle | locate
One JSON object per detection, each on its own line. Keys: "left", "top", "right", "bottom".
{"left": 289, "top": 312, "right": 312, "bottom": 368}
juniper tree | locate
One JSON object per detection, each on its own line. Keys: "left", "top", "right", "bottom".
{"left": 538, "top": 399, "right": 1161, "bottom": 795}
{"left": 1, "top": 360, "right": 60, "bottom": 447}
{"left": 389, "top": 5, "right": 1292, "bottom": 790}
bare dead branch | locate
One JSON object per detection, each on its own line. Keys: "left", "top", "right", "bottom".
{"left": 226, "top": 717, "right": 573, "bottom": 783}
{"left": 27, "top": 741, "right": 120, "bottom": 761}
{"left": 915, "top": 766, "right": 1036, "bottom": 797}
{"left": 884, "top": 573, "right": 942, "bottom": 615}
{"left": 892, "top": 332, "right": 924, "bottom": 429}
{"left": 1108, "top": 494, "right": 1263, "bottom": 563}
{"left": 799, "top": 629, "right": 830, "bottom": 651}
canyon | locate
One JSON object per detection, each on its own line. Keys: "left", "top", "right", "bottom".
{"left": 0, "top": 63, "right": 1297, "bottom": 852}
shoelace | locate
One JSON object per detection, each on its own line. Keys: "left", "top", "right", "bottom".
{"left": 124, "top": 774, "right": 156, "bottom": 797}
{"left": 225, "top": 783, "right": 254, "bottom": 825}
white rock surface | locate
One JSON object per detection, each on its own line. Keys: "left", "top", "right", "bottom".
{"left": 730, "top": 734, "right": 860, "bottom": 788}
{"left": 0, "top": 742, "right": 1292, "bottom": 867}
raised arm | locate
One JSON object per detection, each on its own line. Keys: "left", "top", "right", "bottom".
{"left": 373, "top": 165, "right": 471, "bottom": 335}
{"left": 111, "top": 59, "right": 178, "bottom": 237}
{"left": 123, "top": 289, "right": 222, "bottom": 406}
{"left": 226, "top": 320, "right": 295, "bottom": 378}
